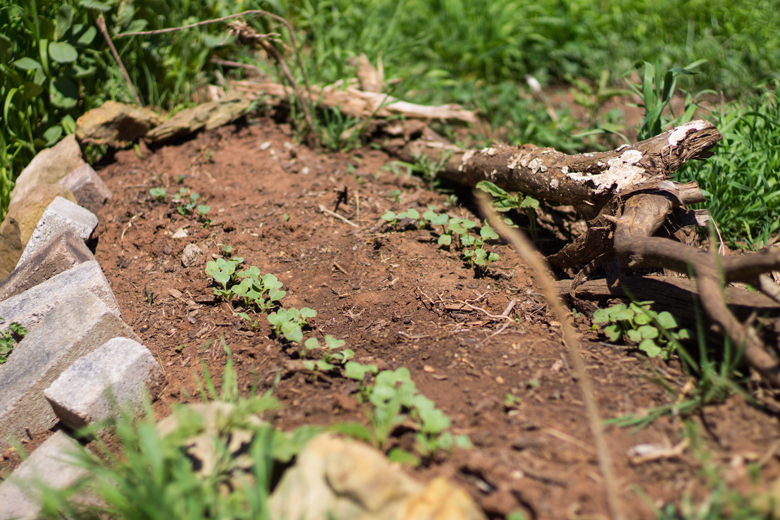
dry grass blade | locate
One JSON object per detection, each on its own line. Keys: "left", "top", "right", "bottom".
{"left": 476, "top": 193, "right": 625, "bottom": 520}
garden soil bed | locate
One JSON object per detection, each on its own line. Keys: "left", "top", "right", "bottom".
{"left": 6, "top": 116, "right": 780, "bottom": 519}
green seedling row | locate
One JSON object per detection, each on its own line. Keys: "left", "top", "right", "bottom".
{"left": 382, "top": 205, "right": 500, "bottom": 269}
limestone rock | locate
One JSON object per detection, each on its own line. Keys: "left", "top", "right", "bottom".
{"left": 9, "top": 135, "right": 85, "bottom": 207}
{"left": 74, "top": 100, "right": 161, "bottom": 147}
{"left": 17, "top": 197, "right": 98, "bottom": 266}
{"left": 181, "top": 243, "right": 204, "bottom": 267}
{"left": 0, "top": 228, "right": 94, "bottom": 301}
{"left": 268, "top": 433, "right": 486, "bottom": 520}
{"left": 44, "top": 337, "right": 164, "bottom": 429}
{"left": 0, "top": 260, "right": 121, "bottom": 335}
{"left": 0, "top": 185, "right": 76, "bottom": 279}
{"left": 0, "top": 290, "right": 139, "bottom": 452}
{"left": 58, "top": 163, "right": 112, "bottom": 214}
{"left": 0, "top": 431, "right": 86, "bottom": 520}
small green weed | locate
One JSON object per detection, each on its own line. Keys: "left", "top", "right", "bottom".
{"left": 0, "top": 320, "right": 27, "bottom": 364}
{"left": 335, "top": 367, "right": 470, "bottom": 463}
{"left": 173, "top": 187, "right": 200, "bottom": 216}
{"left": 675, "top": 80, "right": 780, "bottom": 249}
{"left": 626, "top": 61, "right": 702, "bottom": 141}
{"left": 476, "top": 181, "right": 540, "bottom": 241}
{"left": 149, "top": 187, "right": 167, "bottom": 201}
{"left": 267, "top": 307, "right": 317, "bottom": 344}
{"left": 34, "top": 343, "right": 325, "bottom": 520}
{"left": 593, "top": 301, "right": 690, "bottom": 359}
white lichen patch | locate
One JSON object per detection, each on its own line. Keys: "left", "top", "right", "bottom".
{"left": 507, "top": 151, "right": 530, "bottom": 170}
{"left": 620, "top": 149, "right": 643, "bottom": 164}
{"left": 550, "top": 178, "right": 559, "bottom": 189}
{"left": 567, "top": 150, "right": 646, "bottom": 194}
{"left": 560, "top": 166, "right": 568, "bottom": 175}
{"left": 481, "top": 147, "right": 497, "bottom": 156}
{"left": 667, "top": 120, "right": 708, "bottom": 147}
{"left": 528, "top": 157, "right": 543, "bottom": 174}
{"left": 459, "top": 150, "right": 476, "bottom": 171}
{"left": 491, "top": 169, "right": 498, "bottom": 180}
{"left": 616, "top": 144, "right": 629, "bottom": 152}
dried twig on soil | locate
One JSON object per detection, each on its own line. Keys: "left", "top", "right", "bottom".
{"left": 477, "top": 194, "right": 625, "bottom": 520}
{"left": 319, "top": 204, "right": 359, "bottom": 228}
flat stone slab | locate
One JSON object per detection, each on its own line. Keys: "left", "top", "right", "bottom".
{"left": 0, "top": 228, "right": 94, "bottom": 302}
{"left": 17, "top": 197, "right": 98, "bottom": 267}
{"left": 58, "top": 163, "right": 112, "bottom": 214}
{"left": 0, "top": 290, "right": 139, "bottom": 452}
{"left": 0, "top": 260, "right": 120, "bottom": 334}
{"left": 45, "top": 337, "right": 164, "bottom": 429}
{"left": 0, "top": 184, "right": 76, "bottom": 280}
{"left": 75, "top": 100, "right": 161, "bottom": 147}
{"left": 0, "top": 431, "right": 87, "bottom": 520}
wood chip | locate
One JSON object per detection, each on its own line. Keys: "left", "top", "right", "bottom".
{"left": 423, "top": 365, "right": 435, "bottom": 373}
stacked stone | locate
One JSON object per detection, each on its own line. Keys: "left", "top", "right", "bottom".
{"left": 0, "top": 134, "right": 164, "bottom": 520}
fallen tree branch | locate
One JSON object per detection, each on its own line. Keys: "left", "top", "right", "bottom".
{"left": 238, "top": 81, "right": 477, "bottom": 124}
{"left": 612, "top": 193, "right": 780, "bottom": 387}
{"left": 384, "top": 120, "right": 718, "bottom": 219}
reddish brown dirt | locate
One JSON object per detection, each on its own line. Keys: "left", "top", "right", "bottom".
{"left": 4, "top": 116, "right": 780, "bottom": 519}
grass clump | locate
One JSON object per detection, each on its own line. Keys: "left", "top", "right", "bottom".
{"left": 36, "top": 346, "right": 323, "bottom": 520}
{"left": 675, "top": 81, "right": 780, "bottom": 249}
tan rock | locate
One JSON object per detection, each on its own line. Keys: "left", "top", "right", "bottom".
{"left": 402, "top": 477, "right": 487, "bottom": 520}
{"left": 9, "top": 135, "right": 84, "bottom": 206}
{"left": 0, "top": 184, "right": 76, "bottom": 279}
{"left": 75, "top": 100, "right": 161, "bottom": 148}
{"left": 268, "top": 433, "right": 486, "bottom": 520}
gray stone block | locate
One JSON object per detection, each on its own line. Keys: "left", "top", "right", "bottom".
{"left": 0, "top": 228, "right": 94, "bottom": 302}
{"left": 0, "top": 291, "right": 139, "bottom": 452}
{"left": 17, "top": 197, "right": 98, "bottom": 267}
{"left": 0, "top": 431, "right": 87, "bottom": 520}
{"left": 58, "top": 163, "right": 112, "bottom": 214}
{"left": 0, "top": 260, "right": 120, "bottom": 334}
{"left": 45, "top": 337, "right": 164, "bottom": 429}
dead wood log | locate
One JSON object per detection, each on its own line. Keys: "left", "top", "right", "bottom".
{"left": 237, "top": 80, "right": 478, "bottom": 124}
{"left": 383, "top": 120, "right": 718, "bottom": 218}
{"left": 610, "top": 193, "right": 780, "bottom": 387}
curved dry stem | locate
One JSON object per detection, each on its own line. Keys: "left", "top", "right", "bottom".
{"left": 477, "top": 194, "right": 625, "bottom": 520}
